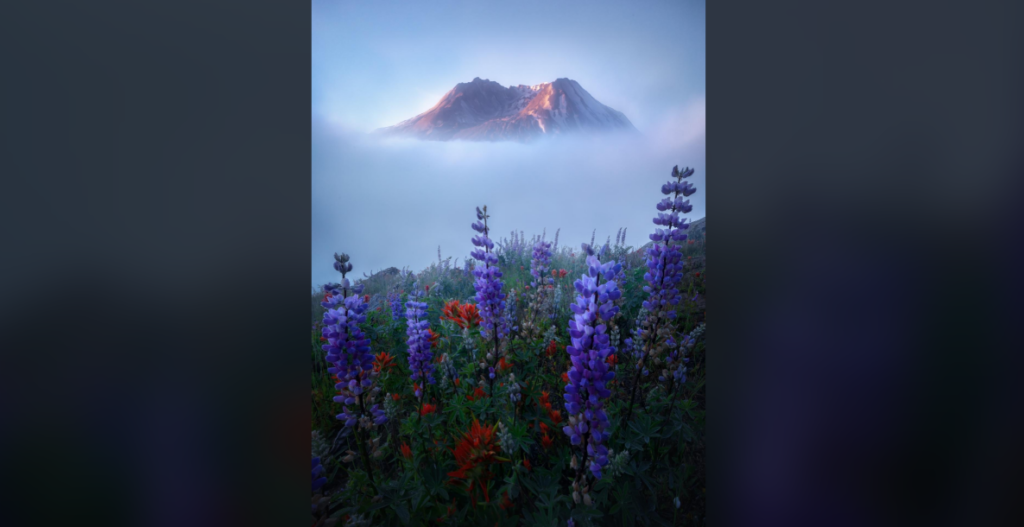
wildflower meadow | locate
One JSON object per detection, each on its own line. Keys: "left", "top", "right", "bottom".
{"left": 312, "top": 166, "right": 706, "bottom": 526}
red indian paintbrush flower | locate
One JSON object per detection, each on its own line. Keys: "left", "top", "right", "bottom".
{"left": 440, "top": 300, "right": 460, "bottom": 324}
{"left": 447, "top": 420, "right": 502, "bottom": 505}
{"left": 400, "top": 443, "right": 412, "bottom": 459}
{"left": 374, "top": 351, "right": 396, "bottom": 373}
{"left": 545, "top": 339, "right": 559, "bottom": 358}
{"left": 420, "top": 403, "right": 437, "bottom": 415}
{"left": 440, "top": 300, "right": 482, "bottom": 329}
{"left": 539, "top": 391, "right": 552, "bottom": 410}
{"left": 466, "top": 387, "right": 487, "bottom": 401}
{"left": 427, "top": 328, "right": 440, "bottom": 348}
{"left": 540, "top": 432, "right": 554, "bottom": 449}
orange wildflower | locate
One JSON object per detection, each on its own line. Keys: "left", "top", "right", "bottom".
{"left": 523, "top": 458, "right": 532, "bottom": 471}
{"left": 606, "top": 353, "right": 618, "bottom": 366}
{"left": 548, "top": 410, "right": 563, "bottom": 425}
{"left": 441, "top": 300, "right": 481, "bottom": 329}
{"left": 539, "top": 422, "right": 550, "bottom": 434}
{"left": 540, "top": 432, "right": 554, "bottom": 449}
{"left": 374, "top": 351, "right": 396, "bottom": 373}
{"left": 447, "top": 420, "right": 501, "bottom": 505}
{"left": 400, "top": 443, "right": 412, "bottom": 459}
{"left": 391, "top": 393, "right": 401, "bottom": 401}
{"left": 497, "top": 356, "right": 513, "bottom": 373}
{"left": 428, "top": 328, "right": 440, "bottom": 348}
{"left": 561, "top": 371, "right": 569, "bottom": 384}
{"left": 420, "top": 403, "right": 437, "bottom": 415}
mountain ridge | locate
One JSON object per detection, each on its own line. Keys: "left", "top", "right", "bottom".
{"left": 378, "top": 77, "right": 637, "bottom": 142}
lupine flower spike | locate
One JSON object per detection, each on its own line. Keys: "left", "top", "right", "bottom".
{"left": 321, "top": 254, "right": 386, "bottom": 430}
{"left": 405, "top": 290, "right": 436, "bottom": 399}
{"left": 563, "top": 250, "right": 622, "bottom": 506}
{"left": 626, "top": 166, "right": 698, "bottom": 422}
{"left": 320, "top": 253, "right": 383, "bottom": 488}
{"left": 470, "top": 206, "right": 508, "bottom": 394}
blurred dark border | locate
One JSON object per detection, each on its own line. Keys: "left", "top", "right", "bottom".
{"left": 2, "top": 1, "right": 1022, "bottom": 526}
{"left": 1, "top": 2, "right": 310, "bottom": 526}
{"left": 707, "top": 1, "right": 1024, "bottom": 526}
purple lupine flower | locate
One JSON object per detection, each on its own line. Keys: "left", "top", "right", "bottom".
{"left": 388, "top": 291, "right": 403, "bottom": 321}
{"left": 405, "top": 292, "right": 435, "bottom": 398}
{"left": 321, "top": 253, "right": 383, "bottom": 428}
{"left": 312, "top": 457, "right": 327, "bottom": 493}
{"left": 470, "top": 206, "right": 507, "bottom": 380}
{"left": 563, "top": 254, "right": 622, "bottom": 479}
{"left": 530, "top": 239, "right": 553, "bottom": 288}
{"left": 641, "top": 166, "right": 697, "bottom": 335}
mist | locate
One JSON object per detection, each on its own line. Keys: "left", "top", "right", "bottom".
{"left": 311, "top": 100, "right": 705, "bottom": 286}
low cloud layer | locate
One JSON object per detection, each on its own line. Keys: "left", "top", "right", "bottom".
{"left": 311, "top": 102, "right": 705, "bottom": 286}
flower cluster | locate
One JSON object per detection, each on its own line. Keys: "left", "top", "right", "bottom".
{"left": 563, "top": 253, "right": 622, "bottom": 480}
{"left": 448, "top": 420, "right": 501, "bottom": 504}
{"left": 640, "top": 166, "right": 696, "bottom": 335}
{"left": 322, "top": 254, "right": 386, "bottom": 429}
{"left": 538, "top": 391, "right": 562, "bottom": 425}
{"left": 405, "top": 291, "right": 435, "bottom": 398}
{"left": 471, "top": 206, "right": 508, "bottom": 386}
{"left": 373, "top": 351, "right": 396, "bottom": 374}
{"left": 496, "top": 421, "right": 516, "bottom": 454}
{"left": 530, "top": 240, "right": 553, "bottom": 288}
{"left": 441, "top": 300, "right": 481, "bottom": 329}
{"left": 627, "top": 167, "right": 698, "bottom": 419}
{"left": 659, "top": 334, "right": 695, "bottom": 384}
{"left": 507, "top": 373, "right": 522, "bottom": 403}
{"left": 388, "top": 291, "right": 403, "bottom": 321}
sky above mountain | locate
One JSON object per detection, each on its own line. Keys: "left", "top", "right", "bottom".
{"left": 311, "top": 0, "right": 705, "bottom": 285}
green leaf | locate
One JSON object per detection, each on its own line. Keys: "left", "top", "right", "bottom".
{"left": 394, "top": 505, "right": 410, "bottom": 525}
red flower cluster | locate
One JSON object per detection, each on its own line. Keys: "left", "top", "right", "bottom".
{"left": 428, "top": 328, "right": 441, "bottom": 348}
{"left": 447, "top": 420, "right": 502, "bottom": 505}
{"left": 400, "top": 443, "right": 412, "bottom": 459}
{"left": 497, "top": 356, "right": 513, "bottom": 373}
{"left": 440, "top": 300, "right": 482, "bottom": 329}
{"left": 538, "top": 391, "right": 562, "bottom": 425}
{"left": 606, "top": 353, "right": 618, "bottom": 366}
{"left": 374, "top": 351, "right": 396, "bottom": 374}
{"left": 466, "top": 387, "right": 488, "bottom": 402}
{"left": 550, "top": 268, "right": 568, "bottom": 278}
{"left": 420, "top": 403, "right": 437, "bottom": 416}
{"left": 545, "top": 339, "right": 560, "bottom": 358}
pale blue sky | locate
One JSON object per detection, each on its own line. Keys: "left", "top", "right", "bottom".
{"left": 312, "top": 0, "right": 705, "bottom": 285}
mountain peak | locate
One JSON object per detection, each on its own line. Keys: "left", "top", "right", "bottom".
{"left": 379, "top": 78, "right": 636, "bottom": 142}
